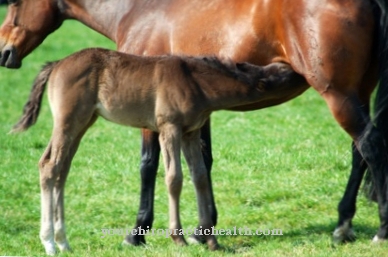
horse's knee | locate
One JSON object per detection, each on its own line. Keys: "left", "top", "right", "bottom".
{"left": 39, "top": 158, "right": 59, "bottom": 189}
{"left": 165, "top": 172, "right": 183, "bottom": 194}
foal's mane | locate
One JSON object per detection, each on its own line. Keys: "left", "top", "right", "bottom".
{"left": 197, "top": 56, "right": 261, "bottom": 87}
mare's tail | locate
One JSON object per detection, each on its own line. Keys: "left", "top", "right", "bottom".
{"left": 10, "top": 61, "right": 58, "bottom": 133}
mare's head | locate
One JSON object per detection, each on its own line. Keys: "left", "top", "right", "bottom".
{"left": 0, "top": 0, "right": 64, "bottom": 68}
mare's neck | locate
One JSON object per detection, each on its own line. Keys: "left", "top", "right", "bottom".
{"left": 63, "top": 0, "right": 136, "bottom": 43}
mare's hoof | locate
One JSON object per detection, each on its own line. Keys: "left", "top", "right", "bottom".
{"left": 372, "top": 235, "right": 387, "bottom": 243}
{"left": 332, "top": 227, "right": 356, "bottom": 244}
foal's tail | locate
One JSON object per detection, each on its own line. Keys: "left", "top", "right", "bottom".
{"left": 362, "top": 0, "right": 388, "bottom": 200}
{"left": 11, "top": 61, "right": 58, "bottom": 133}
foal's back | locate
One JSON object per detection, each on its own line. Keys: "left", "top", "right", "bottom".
{"left": 49, "top": 48, "right": 261, "bottom": 133}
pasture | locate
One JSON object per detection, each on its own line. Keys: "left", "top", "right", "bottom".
{"left": 0, "top": 6, "right": 386, "bottom": 257}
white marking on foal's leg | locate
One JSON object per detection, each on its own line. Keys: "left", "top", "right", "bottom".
{"left": 54, "top": 220, "right": 71, "bottom": 252}
{"left": 40, "top": 187, "right": 56, "bottom": 255}
{"left": 53, "top": 185, "right": 71, "bottom": 252}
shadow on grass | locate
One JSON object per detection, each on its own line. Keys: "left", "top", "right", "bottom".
{"left": 215, "top": 221, "right": 378, "bottom": 253}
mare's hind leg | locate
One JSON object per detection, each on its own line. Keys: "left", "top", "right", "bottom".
{"left": 317, "top": 89, "right": 388, "bottom": 241}
{"left": 52, "top": 115, "right": 98, "bottom": 252}
{"left": 360, "top": 124, "right": 388, "bottom": 241}
{"left": 182, "top": 130, "right": 219, "bottom": 250}
{"left": 158, "top": 124, "right": 187, "bottom": 246}
{"left": 333, "top": 142, "right": 367, "bottom": 243}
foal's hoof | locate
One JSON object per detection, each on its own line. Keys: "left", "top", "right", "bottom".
{"left": 187, "top": 234, "right": 207, "bottom": 245}
{"left": 332, "top": 227, "right": 356, "bottom": 244}
{"left": 372, "top": 235, "right": 387, "bottom": 243}
{"left": 208, "top": 242, "right": 220, "bottom": 251}
{"left": 122, "top": 234, "right": 146, "bottom": 246}
{"left": 172, "top": 235, "right": 188, "bottom": 246}
{"left": 41, "top": 240, "right": 56, "bottom": 256}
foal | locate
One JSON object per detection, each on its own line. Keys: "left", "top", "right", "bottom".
{"left": 12, "top": 48, "right": 302, "bottom": 254}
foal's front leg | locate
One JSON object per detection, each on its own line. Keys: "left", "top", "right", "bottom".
{"left": 182, "top": 130, "right": 219, "bottom": 250}
{"left": 159, "top": 125, "right": 187, "bottom": 245}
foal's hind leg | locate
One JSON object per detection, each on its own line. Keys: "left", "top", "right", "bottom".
{"left": 188, "top": 119, "right": 217, "bottom": 244}
{"left": 39, "top": 133, "right": 74, "bottom": 255}
{"left": 182, "top": 130, "right": 219, "bottom": 250}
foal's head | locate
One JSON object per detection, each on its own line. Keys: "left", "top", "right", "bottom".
{"left": 200, "top": 56, "right": 268, "bottom": 90}
{"left": 236, "top": 61, "right": 305, "bottom": 92}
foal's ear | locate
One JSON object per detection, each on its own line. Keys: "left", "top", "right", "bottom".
{"left": 236, "top": 62, "right": 253, "bottom": 72}
{"left": 256, "top": 79, "right": 266, "bottom": 92}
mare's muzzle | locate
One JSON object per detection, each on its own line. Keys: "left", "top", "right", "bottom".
{"left": 0, "top": 44, "right": 21, "bottom": 68}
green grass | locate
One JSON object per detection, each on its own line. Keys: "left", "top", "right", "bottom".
{"left": 0, "top": 5, "right": 386, "bottom": 257}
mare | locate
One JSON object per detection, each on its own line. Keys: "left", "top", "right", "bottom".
{"left": 1, "top": 0, "right": 388, "bottom": 248}
{"left": 12, "top": 47, "right": 303, "bottom": 254}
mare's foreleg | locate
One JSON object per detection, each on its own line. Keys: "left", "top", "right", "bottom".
{"left": 124, "top": 129, "right": 160, "bottom": 246}
{"left": 182, "top": 130, "right": 219, "bottom": 250}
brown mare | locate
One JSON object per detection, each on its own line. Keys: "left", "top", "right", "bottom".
{"left": 1, "top": 0, "right": 388, "bottom": 249}
{"left": 12, "top": 47, "right": 303, "bottom": 254}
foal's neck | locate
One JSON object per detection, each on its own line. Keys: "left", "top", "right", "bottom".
{"left": 196, "top": 63, "right": 264, "bottom": 110}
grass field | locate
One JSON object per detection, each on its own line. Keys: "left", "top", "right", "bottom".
{"left": 0, "top": 5, "right": 387, "bottom": 257}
